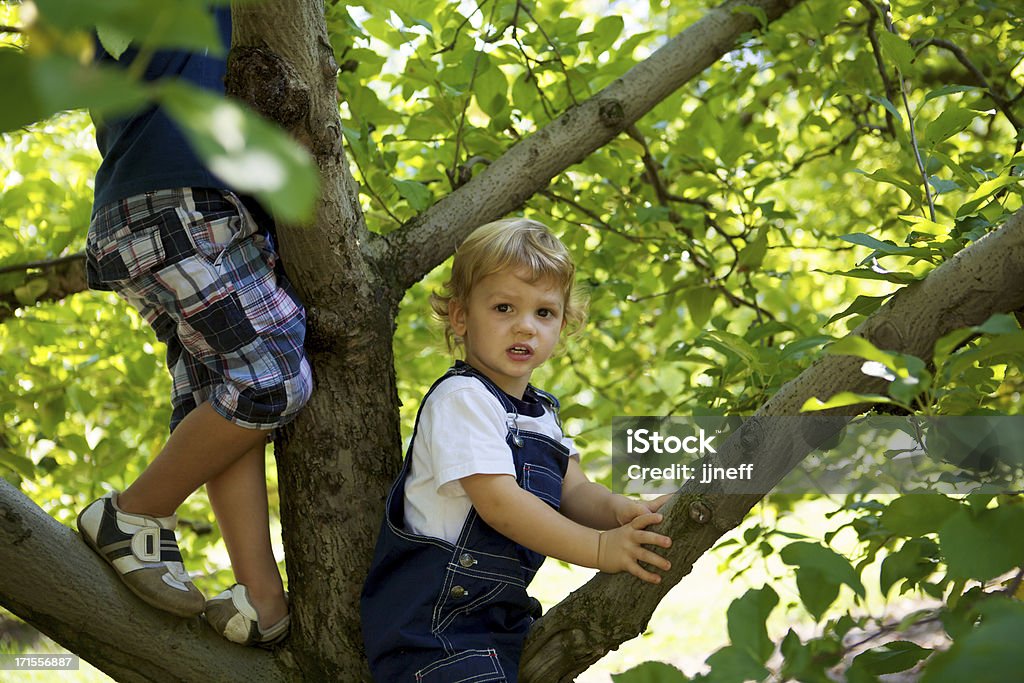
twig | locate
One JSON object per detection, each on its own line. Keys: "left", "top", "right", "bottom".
{"left": 913, "top": 36, "right": 1023, "bottom": 156}
{"left": 0, "top": 253, "right": 85, "bottom": 276}
{"left": 859, "top": 3, "right": 899, "bottom": 138}
{"left": 878, "top": 1, "right": 937, "bottom": 221}
{"left": 0, "top": 25, "right": 23, "bottom": 34}
{"left": 432, "top": 1, "right": 487, "bottom": 55}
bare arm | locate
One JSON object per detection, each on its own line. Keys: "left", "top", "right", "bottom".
{"left": 559, "top": 458, "right": 674, "bottom": 530}
{"left": 461, "top": 473, "right": 672, "bottom": 583}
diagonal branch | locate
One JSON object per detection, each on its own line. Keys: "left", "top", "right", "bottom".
{"left": 0, "top": 480, "right": 291, "bottom": 681}
{"left": 519, "top": 208, "right": 1024, "bottom": 681}
{"left": 378, "top": 0, "right": 807, "bottom": 295}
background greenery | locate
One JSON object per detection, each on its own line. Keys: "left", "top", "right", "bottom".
{"left": 3, "top": 0, "right": 1024, "bottom": 680}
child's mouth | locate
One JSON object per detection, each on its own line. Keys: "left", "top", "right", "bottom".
{"left": 508, "top": 345, "right": 533, "bottom": 359}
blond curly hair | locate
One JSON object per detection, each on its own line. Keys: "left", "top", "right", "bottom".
{"left": 431, "top": 218, "right": 587, "bottom": 352}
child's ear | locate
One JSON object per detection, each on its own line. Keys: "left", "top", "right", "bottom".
{"left": 449, "top": 298, "right": 467, "bottom": 337}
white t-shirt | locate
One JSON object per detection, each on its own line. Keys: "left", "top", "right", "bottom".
{"left": 403, "top": 375, "right": 578, "bottom": 544}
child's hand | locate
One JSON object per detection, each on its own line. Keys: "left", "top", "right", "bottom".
{"left": 612, "top": 493, "right": 675, "bottom": 527}
{"left": 596, "top": 512, "right": 672, "bottom": 584}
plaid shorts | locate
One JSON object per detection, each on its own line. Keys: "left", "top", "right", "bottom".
{"left": 86, "top": 188, "right": 312, "bottom": 431}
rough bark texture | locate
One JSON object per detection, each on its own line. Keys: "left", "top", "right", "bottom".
{"left": 228, "top": 2, "right": 396, "bottom": 680}
{"left": 0, "top": 481, "right": 288, "bottom": 682}
{"left": 519, "top": 209, "right": 1024, "bottom": 682}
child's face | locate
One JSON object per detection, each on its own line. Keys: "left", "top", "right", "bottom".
{"left": 450, "top": 267, "right": 566, "bottom": 398}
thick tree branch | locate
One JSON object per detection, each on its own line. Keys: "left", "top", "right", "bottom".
{"left": 379, "top": 0, "right": 806, "bottom": 294}
{"left": 520, "top": 208, "right": 1024, "bottom": 681}
{"left": 0, "top": 254, "right": 88, "bottom": 323}
{"left": 0, "top": 481, "right": 290, "bottom": 682}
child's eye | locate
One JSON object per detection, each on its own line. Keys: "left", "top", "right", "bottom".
{"left": 537, "top": 309, "right": 551, "bottom": 318}
{"left": 495, "top": 304, "right": 511, "bottom": 313}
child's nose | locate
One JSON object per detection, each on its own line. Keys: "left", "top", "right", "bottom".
{"left": 514, "top": 316, "right": 536, "bottom": 334}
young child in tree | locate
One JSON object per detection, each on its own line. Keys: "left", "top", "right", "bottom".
{"left": 361, "top": 218, "right": 672, "bottom": 681}
{"left": 75, "top": 7, "right": 310, "bottom": 647}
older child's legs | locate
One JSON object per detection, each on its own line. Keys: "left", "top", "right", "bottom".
{"left": 207, "top": 442, "right": 288, "bottom": 628}
{"left": 117, "top": 402, "right": 269, "bottom": 518}
{"left": 117, "top": 401, "right": 288, "bottom": 626}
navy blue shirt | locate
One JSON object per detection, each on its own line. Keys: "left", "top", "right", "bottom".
{"left": 91, "top": 8, "right": 233, "bottom": 211}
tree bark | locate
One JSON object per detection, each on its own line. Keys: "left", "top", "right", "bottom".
{"left": 519, "top": 208, "right": 1024, "bottom": 682}
{"left": 0, "top": 254, "right": 86, "bottom": 323}
{"left": 0, "top": 480, "right": 290, "bottom": 682}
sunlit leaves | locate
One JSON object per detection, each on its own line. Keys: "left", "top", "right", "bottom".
{"left": 0, "top": 49, "right": 147, "bottom": 132}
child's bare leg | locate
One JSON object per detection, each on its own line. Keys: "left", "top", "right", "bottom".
{"left": 118, "top": 401, "right": 269, "bottom": 517}
{"left": 207, "top": 443, "right": 288, "bottom": 628}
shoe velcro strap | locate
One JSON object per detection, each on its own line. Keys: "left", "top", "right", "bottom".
{"left": 130, "top": 528, "right": 183, "bottom": 563}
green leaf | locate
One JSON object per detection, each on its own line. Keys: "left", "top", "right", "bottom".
{"left": 705, "top": 645, "right": 770, "bottom": 683}
{"left": 726, "top": 586, "right": 779, "bottom": 664}
{"left": 849, "top": 641, "right": 930, "bottom": 677}
{"left": 684, "top": 286, "right": 718, "bottom": 329}
{"left": 473, "top": 53, "right": 508, "bottom": 121}
{"left": 923, "top": 85, "right": 979, "bottom": 103}
{"left": 957, "top": 175, "right": 1021, "bottom": 217}
{"left": 882, "top": 495, "right": 960, "bottom": 537}
{"left": 96, "top": 24, "right": 133, "bottom": 60}
{"left": 801, "top": 392, "right": 893, "bottom": 412}
{"left": 781, "top": 541, "right": 865, "bottom": 598}
{"left": 0, "top": 50, "right": 148, "bottom": 133}
{"left": 160, "top": 82, "right": 319, "bottom": 223}
{"left": 590, "top": 15, "right": 625, "bottom": 56}
{"left": 737, "top": 227, "right": 768, "bottom": 270}
{"left": 35, "top": 0, "right": 224, "bottom": 54}
{"left": 838, "top": 233, "right": 934, "bottom": 258}
{"left": 13, "top": 277, "right": 49, "bottom": 306}
{"left": 877, "top": 30, "right": 917, "bottom": 74}
{"left": 923, "top": 108, "right": 978, "bottom": 147}
{"left": 867, "top": 94, "right": 903, "bottom": 125}
{"left": 939, "top": 505, "right": 1024, "bottom": 581}
{"left": 826, "top": 336, "right": 898, "bottom": 366}
{"left": 879, "top": 540, "right": 932, "bottom": 595}
{"left": 612, "top": 661, "right": 690, "bottom": 683}
{"left": 392, "top": 179, "right": 433, "bottom": 211}
{"left": 922, "top": 600, "right": 1024, "bottom": 683}
{"left": 793, "top": 566, "right": 840, "bottom": 620}
{"left": 854, "top": 168, "right": 922, "bottom": 203}
{"left": 732, "top": 4, "right": 769, "bottom": 30}
{"left": 826, "top": 294, "right": 891, "bottom": 325}
{"left": 824, "top": 267, "right": 921, "bottom": 284}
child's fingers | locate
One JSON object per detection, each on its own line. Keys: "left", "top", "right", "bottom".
{"left": 636, "top": 529, "right": 672, "bottom": 549}
{"left": 636, "top": 547, "right": 671, "bottom": 572}
{"left": 628, "top": 512, "right": 663, "bottom": 529}
{"left": 646, "top": 493, "right": 674, "bottom": 512}
{"left": 629, "top": 564, "right": 663, "bottom": 584}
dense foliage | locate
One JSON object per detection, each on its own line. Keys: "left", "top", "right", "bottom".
{"left": 2, "top": 0, "right": 1023, "bottom": 679}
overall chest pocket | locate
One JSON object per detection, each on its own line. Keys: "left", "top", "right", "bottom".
{"left": 521, "top": 462, "right": 563, "bottom": 509}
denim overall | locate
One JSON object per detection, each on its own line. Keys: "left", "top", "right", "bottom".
{"left": 361, "top": 362, "right": 570, "bottom": 682}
